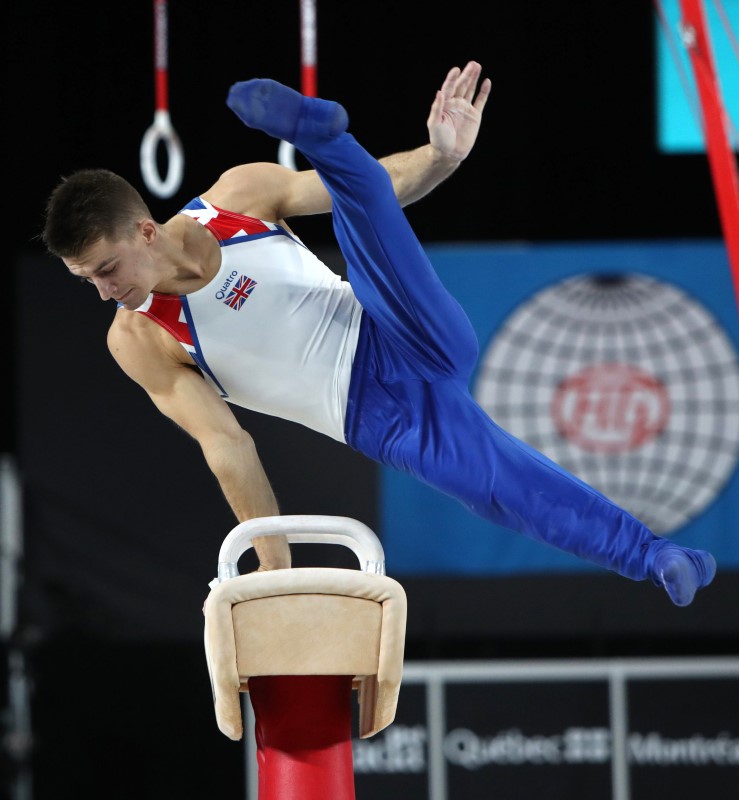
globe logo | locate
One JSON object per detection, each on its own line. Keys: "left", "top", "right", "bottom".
{"left": 474, "top": 273, "right": 739, "bottom": 534}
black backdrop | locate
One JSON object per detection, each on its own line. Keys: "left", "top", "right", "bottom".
{"left": 5, "top": 2, "right": 739, "bottom": 798}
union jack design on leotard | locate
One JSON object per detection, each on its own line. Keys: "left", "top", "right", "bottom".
{"left": 223, "top": 275, "right": 258, "bottom": 310}
{"left": 135, "top": 292, "right": 194, "bottom": 350}
{"left": 179, "top": 196, "right": 276, "bottom": 242}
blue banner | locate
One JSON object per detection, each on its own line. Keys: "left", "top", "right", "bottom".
{"left": 380, "top": 241, "right": 739, "bottom": 576}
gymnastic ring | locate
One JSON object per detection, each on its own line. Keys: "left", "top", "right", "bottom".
{"left": 140, "top": 109, "right": 184, "bottom": 198}
{"left": 278, "top": 140, "right": 298, "bottom": 171}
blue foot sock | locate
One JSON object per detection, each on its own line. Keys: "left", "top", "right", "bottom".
{"left": 227, "top": 79, "right": 348, "bottom": 146}
{"left": 651, "top": 543, "right": 717, "bottom": 607}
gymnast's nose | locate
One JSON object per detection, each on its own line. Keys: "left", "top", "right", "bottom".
{"left": 93, "top": 276, "right": 117, "bottom": 302}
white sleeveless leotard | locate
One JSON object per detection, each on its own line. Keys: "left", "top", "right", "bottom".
{"left": 131, "top": 197, "right": 363, "bottom": 442}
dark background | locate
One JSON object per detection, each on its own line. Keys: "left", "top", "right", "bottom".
{"left": 4, "top": 2, "right": 738, "bottom": 798}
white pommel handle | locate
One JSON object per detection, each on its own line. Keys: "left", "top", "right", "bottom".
{"left": 213, "top": 515, "right": 386, "bottom": 586}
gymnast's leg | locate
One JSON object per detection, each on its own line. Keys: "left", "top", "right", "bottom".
{"left": 342, "top": 358, "right": 715, "bottom": 605}
{"left": 226, "top": 80, "right": 716, "bottom": 606}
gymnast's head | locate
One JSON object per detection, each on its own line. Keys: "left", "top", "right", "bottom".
{"left": 42, "top": 169, "right": 152, "bottom": 260}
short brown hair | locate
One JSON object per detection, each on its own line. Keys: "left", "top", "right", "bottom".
{"left": 42, "top": 169, "right": 152, "bottom": 258}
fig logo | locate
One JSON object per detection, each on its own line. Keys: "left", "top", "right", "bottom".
{"left": 552, "top": 363, "right": 670, "bottom": 454}
{"left": 474, "top": 272, "right": 739, "bottom": 534}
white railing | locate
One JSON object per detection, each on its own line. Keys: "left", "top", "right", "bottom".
{"left": 400, "top": 656, "right": 739, "bottom": 800}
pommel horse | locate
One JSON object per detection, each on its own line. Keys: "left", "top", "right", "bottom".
{"left": 203, "top": 515, "right": 408, "bottom": 800}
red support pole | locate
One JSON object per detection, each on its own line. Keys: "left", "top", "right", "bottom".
{"left": 249, "top": 675, "right": 356, "bottom": 800}
{"left": 679, "top": 0, "right": 739, "bottom": 311}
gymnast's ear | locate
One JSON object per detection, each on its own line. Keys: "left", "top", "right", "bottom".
{"left": 138, "top": 218, "right": 158, "bottom": 244}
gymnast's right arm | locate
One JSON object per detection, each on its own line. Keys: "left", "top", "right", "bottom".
{"left": 106, "top": 309, "right": 291, "bottom": 571}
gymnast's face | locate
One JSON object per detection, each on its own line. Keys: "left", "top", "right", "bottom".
{"left": 64, "top": 221, "right": 158, "bottom": 310}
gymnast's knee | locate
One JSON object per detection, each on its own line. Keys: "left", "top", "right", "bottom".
{"left": 445, "top": 321, "right": 479, "bottom": 377}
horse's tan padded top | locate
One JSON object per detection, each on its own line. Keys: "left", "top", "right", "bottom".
{"left": 203, "top": 567, "right": 407, "bottom": 741}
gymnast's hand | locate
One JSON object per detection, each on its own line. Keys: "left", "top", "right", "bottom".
{"left": 427, "top": 61, "right": 491, "bottom": 163}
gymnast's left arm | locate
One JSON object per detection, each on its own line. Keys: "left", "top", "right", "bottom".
{"left": 379, "top": 60, "right": 491, "bottom": 207}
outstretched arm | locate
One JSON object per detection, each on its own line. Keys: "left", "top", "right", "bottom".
{"left": 380, "top": 60, "right": 491, "bottom": 206}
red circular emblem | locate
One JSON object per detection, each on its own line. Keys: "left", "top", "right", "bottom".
{"left": 552, "top": 363, "right": 670, "bottom": 453}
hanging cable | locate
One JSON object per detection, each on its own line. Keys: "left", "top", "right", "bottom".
{"left": 679, "top": 0, "right": 739, "bottom": 311}
{"left": 653, "top": 0, "right": 706, "bottom": 136}
{"left": 712, "top": 0, "right": 739, "bottom": 62}
{"left": 278, "top": 0, "right": 317, "bottom": 171}
{"left": 140, "top": 0, "right": 185, "bottom": 198}
{"left": 710, "top": 0, "right": 739, "bottom": 148}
